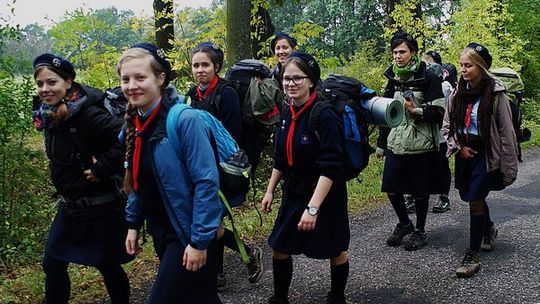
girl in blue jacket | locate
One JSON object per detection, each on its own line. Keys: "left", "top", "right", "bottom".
{"left": 118, "top": 43, "right": 223, "bottom": 304}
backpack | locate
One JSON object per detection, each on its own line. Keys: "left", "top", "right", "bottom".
{"left": 313, "top": 75, "right": 377, "bottom": 181}
{"left": 225, "top": 59, "right": 285, "bottom": 172}
{"left": 165, "top": 99, "right": 251, "bottom": 262}
{"left": 102, "top": 86, "right": 128, "bottom": 118}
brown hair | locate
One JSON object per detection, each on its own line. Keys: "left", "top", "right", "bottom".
{"left": 281, "top": 57, "right": 318, "bottom": 94}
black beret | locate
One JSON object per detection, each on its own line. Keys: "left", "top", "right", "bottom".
{"left": 129, "top": 43, "right": 172, "bottom": 86}
{"left": 195, "top": 41, "right": 224, "bottom": 70}
{"left": 391, "top": 32, "right": 418, "bottom": 52}
{"left": 270, "top": 32, "right": 298, "bottom": 54}
{"left": 425, "top": 51, "right": 442, "bottom": 65}
{"left": 466, "top": 42, "right": 492, "bottom": 69}
{"left": 33, "top": 53, "right": 76, "bottom": 79}
{"left": 288, "top": 51, "right": 320, "bottom": 84}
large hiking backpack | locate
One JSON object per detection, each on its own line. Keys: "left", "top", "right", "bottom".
{"left": 102, "top": 86, "right": 128, "bottom": 118}
{"left": 313, "top": 75, "right": 377, "bottom": 181}
{"left": 225, "top": 59, "right": 285, "bottom": 172}
{"left": 491, "top": 68, "right": 531, "bottom": 145}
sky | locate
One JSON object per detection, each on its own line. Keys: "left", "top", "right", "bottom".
{"left": 0, "top": 0, "right": 213, "bottom": 27}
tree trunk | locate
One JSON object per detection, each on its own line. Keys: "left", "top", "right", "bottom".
{"left": 153, "top": 0, "right": 175, "bottom": 53}
{"left": 251, "top": 5, "right": 275, "bottom": 59}
{"left": 226, "top": 0, "right": 252, "bottom": 64}
{"left": 386, "top": 0, "right": 399, "bottom": 28}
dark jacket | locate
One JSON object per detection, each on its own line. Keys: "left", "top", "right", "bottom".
{"left": 44, "top": 84, "right": 124, "bottom": 201}
{"left": 187, "top": 78, "right": 243, "bottom": 145}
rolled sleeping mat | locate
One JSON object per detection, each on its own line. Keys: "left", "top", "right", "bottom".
{"left": 360, "top": 97, "right": 404, "bottom": 128}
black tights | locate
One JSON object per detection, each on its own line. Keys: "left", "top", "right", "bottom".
{"left": 388, "top": 193, "right": 430, "bottom": 231}
{"left": 43, "top": 254, "right": 130, "bottom": 304}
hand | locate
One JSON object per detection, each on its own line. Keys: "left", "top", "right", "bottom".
{"left": 404, "top": 99, "right": 416, "bottom": 114}
{"left": 375, "top": 147, "right": 385, "bottom": 159}
{"left": 262, "top": 192, "right": 274, "bottom": 213}
{"left": 183, "top": 245, "right": 207, "bottom": 272}
{"left": 84, "top": 156, "right": 100, "bottom": 183}
{"left": 458, "top": 146, "right": 477, "bottom": 159}
{"left": 297, "top": 209, "right": 317, "bottom": 232}
{"left": 125, "top": 229, "right": 142, "bottom": 256}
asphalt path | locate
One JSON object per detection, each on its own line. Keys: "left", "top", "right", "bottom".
{"left": 219, "top": 148, "right": 540, "bottom": 304}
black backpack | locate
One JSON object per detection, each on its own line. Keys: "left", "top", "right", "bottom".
{"left": 102, "top": 86, "right": 128, "bottom": 118}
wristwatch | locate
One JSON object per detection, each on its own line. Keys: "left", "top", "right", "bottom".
{"left": 306, "top": 206, "right": 319, "bottom": 216}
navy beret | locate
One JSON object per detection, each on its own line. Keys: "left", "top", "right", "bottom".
{"left": 425, "top": 51, "right": 442, "bottom": 65}
{"left": 195, "top": 41, "right": 224, "bottom": 71}
{"left": 33, "top": 53, "right": 76, "bottom": 79}
{"left": 270, "top": 32, "right": 297, "bottom": 54}
{"left": 129, "top": 43, "right": 172, "bottom": 86}
{"left": 288, "top": 51, "right": 320, "bottom": 84}
{"left": 391, "top": 32, "right": 419, "bottom": 52}
{"left": 466, "top": 42, "right": 492, "bottom": 69}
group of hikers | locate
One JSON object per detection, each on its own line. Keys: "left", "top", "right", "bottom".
{"left": 31, "top": 29, "right": 518, "bottom": 304}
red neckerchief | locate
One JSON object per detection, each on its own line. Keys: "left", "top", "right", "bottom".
{"left": 464, "top": 101, "right": 474, "bottom": 141}
{"left": 196, "top": 75, "right": 219, "bottom": 100}
{"left": 132, "top": 102, "right": 162, "bottom": 191}
{"left": 286, "top": 92, "right": 317, "bottom": 167}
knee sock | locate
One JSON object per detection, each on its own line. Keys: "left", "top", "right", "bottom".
{"left": 470, "top": 213, "right": 486, "bottom": 252}
{"left": 388, "top": 194, "right": 411, "bottom": 225}
{"left": 96, "top": 265, "right": 130, "bottom": 304}
{"left": 272, "top": 256, "right": 293, "bottom": 301}
{"left": 216, "top": 240, "right": 225, "bottom": 274}
{"left": 42, "top": 255, "right": 70, "bottom": 304}
{"left": 484, "top": 201, "right": 493, "bottom": 228}
{"left": 414, "top": 196, "right": 430, "bottom": 232}
{"left": 330, "top": 261, "right": 349, "bottom": 298}
{"left": 220, "top": 228, "right": 250, "bottom": 254}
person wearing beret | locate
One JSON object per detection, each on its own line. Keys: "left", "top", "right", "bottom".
{"left": 270, "top": 32, "right": 297, "bottom": 89}
{"left": 32, "top": 53, "right": 132, "bottom": 303}
{"left": 262, "top": 52, "right": 350, "bottom": 304}
{"left": 119, "top": 43, "right": 224, "bottom": 303}
{"left": 376, "top": 32, "right": 446, "bottom": 251}
{"left": 442, "top": 43, "right": 518, "bottom": 277}
{"left": 186, "top": 41, "right": 264, "bottom": 291}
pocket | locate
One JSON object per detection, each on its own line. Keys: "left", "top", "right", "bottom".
{"left": 51, "top": 135, "right": 76, "bottom": 165}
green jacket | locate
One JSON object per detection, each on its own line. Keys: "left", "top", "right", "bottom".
{"left": 378, "top": 61, "right": 445, "bottom": 155}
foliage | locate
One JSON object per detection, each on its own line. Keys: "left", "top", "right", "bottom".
{"left": 343, "top": 40, "right": 389, "bottom": 92}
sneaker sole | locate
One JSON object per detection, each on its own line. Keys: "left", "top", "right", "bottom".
{"left": 403, "top": 238, "right": 428, "bottom": 251}
{"left": 456, "top": 265, "right": 481, "bottom": 278}
{"left": 432, "top": 207, "right": 450, "bottom": 213}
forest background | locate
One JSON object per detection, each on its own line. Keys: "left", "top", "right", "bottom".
{"left": 1, "top": 0, "right": 539, "bottom": 302}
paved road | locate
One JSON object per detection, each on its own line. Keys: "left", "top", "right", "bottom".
{"left": 219, "top": 148, "right": 540, "bottom": 304}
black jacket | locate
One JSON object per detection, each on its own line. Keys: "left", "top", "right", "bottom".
{"left": 44, "top": 84, "right": 124, "bottom": 200}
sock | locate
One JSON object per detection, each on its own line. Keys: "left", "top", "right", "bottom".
{"left": 273, "top": 256, "right": 293, "bottom": 301}
{"left": 388, "top": 194, "right": 411, "bottom": 225}
{"left": 414, "top": 196, "right": 429, "bottom": 231}
{"left": 470, "top": 213, "right": 486, "bottom": 252}
{"left": 484, "top": 201, "right": 493, "bottom": 228}
{"left": 330, "top": 261, "right": 349, "bottom": 299}
{"left": 216, "top": 239, "right": 225, "bottom": 274}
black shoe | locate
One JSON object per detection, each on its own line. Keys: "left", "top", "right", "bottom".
{"left": 386, "top": 222, "right": 414, "bottom": 246}
{"left": 326, "top": 292, "right": 348, "bottom": 304}
{"left": 217, "top": 272, "right": 226, "bottom": 292}
{"left": 456, "top": 249, "right": 481, "bottom": 278}
{"left": 268, "top": 296, "right": 289, "bottom": 304}
{"left": 432, "top": 195, "right": 450, "bottom": 213}
{"left": 403, "top": 229, "right": 427, "bottom": 251}
{"left": 481, "top": 224, "right": 498, "bottom": 252}
{"left": 405, "top": 195, "right": 416, "bottom": 214}
{"left": 247, "top": 246, "right": 264, "bottom": 283}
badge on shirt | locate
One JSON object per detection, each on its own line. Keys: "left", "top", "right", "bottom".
{"left": 301, "top": 132, "right": 309, "bottom": 144}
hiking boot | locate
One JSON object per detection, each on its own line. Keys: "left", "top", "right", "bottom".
{"left": 217, "top": 272, "right": 226, "bottom": 292}
{"left": 481, "top": 224, "right": 498, "bottom": 252}
{"left": 386, "top": 222, "right": 414, "bottom": 247}
{"left": 405, "top": 195, "right": 416, "bottom": 214}
{"left": 247, "top": 246, "right": 264, "bottom": 283}
{"left": 432, "top": 195, "right": 451, "bottom": 213}
{"left": 456, "top": 249, "right": 481, "bottom": 278}
{"left": 268, "top": 296, "right": 289, "bottom": 304}
{"left": 403, "top": 229, "right": 428, "bottom": 251}
{"left": 326, "top": 292, "right": 348, "bottom": 304}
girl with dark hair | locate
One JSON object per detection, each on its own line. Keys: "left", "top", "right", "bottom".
{"left": 262, "top": 52, "right": 349, "bottom": 304}
{"left": 32, "top": 53, "right": 131, "bottom": 303}
{"left": 119, "top": 43, "right": 222, "bottom": 303}
{"left": 442, "top": 43, "right": 518, "bottom": 277}
{"left": 187, "top": 42, "right": 263, "bottom": 290}
{"left": 376, "top": 32, "right": 446, "bottom": 251}
{"left": 269, "top": 32, "right": 298, "bottom": 87}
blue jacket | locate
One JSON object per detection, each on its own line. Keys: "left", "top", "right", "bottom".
{"left": 124, "top": 92, "right": 223, "bottom": 250}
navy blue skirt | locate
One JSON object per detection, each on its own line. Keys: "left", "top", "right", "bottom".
{"left": 45, "top": 204, "right": 133, "bottom": 266}
{"left": 381, "top": 150, "right": 445, "bottom": 195}
{"left": 268, "top": 182, "right": 349, "bottom": 259}
{"left": 454, "top": 143, "right": 505, "bottom": 202}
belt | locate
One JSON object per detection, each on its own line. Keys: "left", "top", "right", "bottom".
{"left": 59, "top": 192, "right": 121, "bottom": 208}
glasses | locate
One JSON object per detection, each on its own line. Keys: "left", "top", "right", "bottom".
{"left": 282, "top": 76, "right": 309, "bottom": 86}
